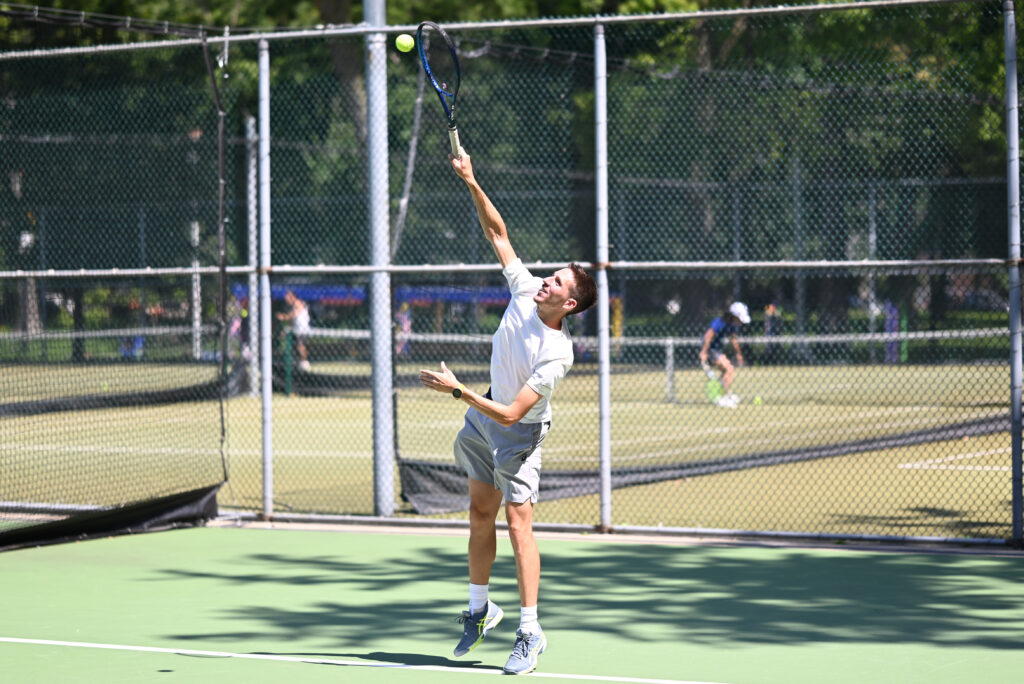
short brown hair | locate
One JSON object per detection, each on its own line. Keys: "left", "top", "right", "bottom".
{"left": 567, "top": 263, "right": 597, "bottom": 315}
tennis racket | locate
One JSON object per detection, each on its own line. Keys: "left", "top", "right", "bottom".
{"left": 416, "top": 21, "right": 462, "bottom": 157}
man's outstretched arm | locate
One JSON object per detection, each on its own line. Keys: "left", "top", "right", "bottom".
{"left": 450, "top": 150, "right": 518, "bottom": 268}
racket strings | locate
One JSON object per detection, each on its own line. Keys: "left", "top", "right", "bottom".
{"left": 419, "top": 26, "right": 460, "bottom": 99}
{"left": 417, "top": 21, "right": 462, "bottom": 155}
{"left": 428, "top": 57, "right": 457, "bottom": 97}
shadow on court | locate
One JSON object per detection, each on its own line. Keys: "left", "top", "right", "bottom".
{"left": 154, "top": 537, "right": 1024, "bottom": 652}
{"left": 251, "top": 651, "right": 499, "bottom": 671}
{"left": 829, "top": 504, "right": 1009, "bottom": 537}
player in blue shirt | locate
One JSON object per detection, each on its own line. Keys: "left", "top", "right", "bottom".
{"left": 699, "top": 302, "right": 750, "bottom": 407}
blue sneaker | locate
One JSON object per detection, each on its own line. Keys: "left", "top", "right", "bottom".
{"left": 453, "top": 600, "right": 503, "bottom": 657}
{"left": 503, "top": 629, "right": 547, "bottom": 675}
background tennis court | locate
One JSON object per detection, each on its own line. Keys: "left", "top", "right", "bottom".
{"left": 3, "top": 358, "right": 1012, "bottom": 537}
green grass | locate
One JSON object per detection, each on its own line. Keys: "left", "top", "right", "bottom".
{"left": 4, "top": 363, "right": 218, "bottom": 402}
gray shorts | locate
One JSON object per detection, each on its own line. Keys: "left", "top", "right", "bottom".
{"left": 453, "top": 407, "right": 550, "bottom": 504}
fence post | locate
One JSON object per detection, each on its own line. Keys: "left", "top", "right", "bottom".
{"left": 283, "top": 331, "right": 293, "bottom": 396}
{"left": 191, "top": 220, "right": 201, "bottom": 360}
{"left": 868, "top": 183, "right": 878, "bottom": 363}
{"left": 246, "top": 115, "right": 260, "bottom": 397}
{"left": 258, "top": 38, "right": 275, "bottom": 520}
{"left": 366, "top": 1, "right": 395, "bottom": 517}
{"left": 665, "top": 340, "right": 675, "bottom": 403}
{"left": 594, "top": 22, "right": 612, "bottom": 531}
{"left": 1004, "top": 0, "right": 1022, "bottom": 544}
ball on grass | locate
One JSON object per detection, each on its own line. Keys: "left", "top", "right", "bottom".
{"left": 395, "top": 34, "right": 415, "bottom": 53}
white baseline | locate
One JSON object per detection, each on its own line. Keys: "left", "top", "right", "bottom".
{"left": 898, "top": 448, "right": 1010, "bottom": 471}
{"left": 0, "top": 636, "right": 727, "bottom": 684}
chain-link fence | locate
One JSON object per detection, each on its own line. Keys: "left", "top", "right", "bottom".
{"left": 1, "top": 0, "right": 1020, "bottom": 544}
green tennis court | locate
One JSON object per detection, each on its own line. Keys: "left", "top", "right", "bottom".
{"left": 2, "top": 524, "right": 1023, "bottom": 684}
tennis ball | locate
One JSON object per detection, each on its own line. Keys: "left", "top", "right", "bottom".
{"left": 753, "top": 395, "right": 763, "bottom": 405}
{"left": 395, "top": 33, "right": 415, "bottom": 53}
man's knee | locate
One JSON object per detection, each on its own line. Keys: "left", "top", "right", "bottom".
{"left": 468, "top": 480, "right": 503, "bottom": 522}
{"left": 505, "top": 501, "right": 534, "bottom": 537}
{"left": 469, "top": 500, "right": 498, "bottom": 526}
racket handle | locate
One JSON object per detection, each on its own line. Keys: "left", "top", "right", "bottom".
{"left": 448, "top": 125, "right": 461, "bottom": 158}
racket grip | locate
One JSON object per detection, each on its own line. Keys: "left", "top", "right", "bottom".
{"left": 448, "top": 125, "right": 461, "bottom": 158}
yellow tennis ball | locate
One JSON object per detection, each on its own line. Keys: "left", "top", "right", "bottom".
{"left": 395, "top": 33, "right": 415, "bottom": 53}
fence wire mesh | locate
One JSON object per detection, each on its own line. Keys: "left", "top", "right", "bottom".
{"left": 0, "top": 39, "right": 234, "bottom": 536}
{"left": 0, "top": 1, "right": 1018, "bottom": 542}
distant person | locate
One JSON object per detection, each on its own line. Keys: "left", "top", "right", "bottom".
{"left": 276, "top": 290, "right": 311, "bottom": 371}
{"left": 699, "top": 301, "right": 750, "bottom": 407}
{"left": 418, "top": 147, "right": 597, "bottom": 675}
{"left": 238, "top": 296, "right": 252, "bottom": 360}
{"left": 884, "top": 299, "right": 900, "bottom": 363}
{"left": 394, "top": 301, "right": 412, "bottom": 357}
{"left": 225, "top": 294, "right": 250, "bottom": 361}
{"left": 762, "top": 301, "right": 781, "bottom": 363}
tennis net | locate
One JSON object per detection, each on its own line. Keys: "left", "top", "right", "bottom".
{"left": 372, "top": 326, "right": 1009, "bottom": 514}
{"left": 0, "top": 325, "right": 229, "bottom": 548}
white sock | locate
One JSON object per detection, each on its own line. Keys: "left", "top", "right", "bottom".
{"left": 469, "top": 583, "right": 489, "bottom": 614}
{"left": 519, "top": 605, "right": 540, "bottom": 634}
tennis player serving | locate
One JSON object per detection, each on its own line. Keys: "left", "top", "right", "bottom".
{"left": 419, "top": 148, "right": 596, "bottom": 675}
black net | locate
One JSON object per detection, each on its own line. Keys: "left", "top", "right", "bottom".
{"left": 0, "top": 32, "right": 232, "bottom": 546}
{"left": 0, "top": 285, "right": 230, "bottom": 545}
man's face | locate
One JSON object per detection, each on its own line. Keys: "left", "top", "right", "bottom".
{"left": 534, "top": 267, "right": 577, "bottom": 312}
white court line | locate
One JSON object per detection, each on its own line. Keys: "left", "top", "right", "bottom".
{"left": 898, "top": 449, "right": 1011, "bottom": 472}
{"left": 4, "top": 443, "right": 370, "bottom": 459}
{"left": 0, "top": 637, "right": 724, "bottom": 684}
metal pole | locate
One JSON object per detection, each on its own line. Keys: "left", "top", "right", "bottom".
{"left": 246, "top": 115, "right": 260, "bottom": 397}
{"left": 868, "top": 183, "right": 878, "bottom": 363}
{"left": 1004, "top": 0, "right": 1022, "bottom": 544}
{"left": 191, "top": 220, "right": 201, "bottom": 359}
{"left": 366, "top": 0, "right": 394, "bottom": 516}
{"left": 37, "top": 212, "right": 47, "bottom": 357}
{"left": 732, "top": 189, "right": 741, "bottom": 299}
{"left": 595, "top": 23, "right": 613, "bottom": 531}
{"left": 664, "top": 340, "right": 675, "bottom": 403}
{"left": 137, "top": 207, "right": 146, "bottom": 331}
{"left": 793, "top": 156, "right": 809, "bottom": 360}
{"left": 258, "top": 39, "right": 275, "bottom": 519}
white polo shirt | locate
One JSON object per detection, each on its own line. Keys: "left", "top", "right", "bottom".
{"left": 489, "top": 258, "right": 574, "bottom": 424}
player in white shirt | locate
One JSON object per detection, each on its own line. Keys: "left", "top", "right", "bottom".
{"left": 277, "top": 290, "right": 311, "bottom": 371}
{"left": 419, "top": 148, "right": 596, "bottom": 675}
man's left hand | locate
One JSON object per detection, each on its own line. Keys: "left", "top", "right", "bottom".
{"left": 419, "top": 361, "right": 459, "bottom": 394}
